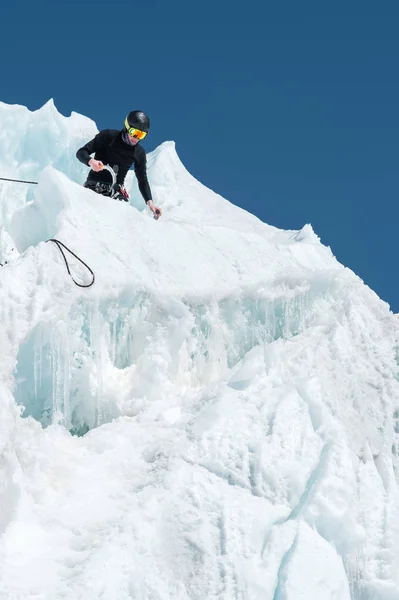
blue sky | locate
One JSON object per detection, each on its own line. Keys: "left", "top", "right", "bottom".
{"left": 1, "top": 1, "right": 398, "bottom": 310}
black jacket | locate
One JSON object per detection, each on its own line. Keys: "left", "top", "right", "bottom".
{"left": 76, "top": 129, "right": 152, "bottom": 202}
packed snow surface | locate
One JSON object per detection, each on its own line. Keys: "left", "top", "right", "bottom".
{"left": 1, "top": 100, "right": 399, "bottom": 600}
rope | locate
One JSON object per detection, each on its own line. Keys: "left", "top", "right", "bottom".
{"left": 0, "top": 177, "right": 38, "bottom": 185}
{"left": 0, "top": 179, "right": 97, "bottom": 287}
{"left": 46, "top": 239, "right": 95, "bottom": 288}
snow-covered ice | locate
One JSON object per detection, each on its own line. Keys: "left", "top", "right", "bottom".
{"left": 0, "top": 100, "right": 399, "bottom": 599}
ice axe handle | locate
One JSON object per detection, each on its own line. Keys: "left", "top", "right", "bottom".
{"left": 101, "top": 165, "right": 117, "bottom": 191}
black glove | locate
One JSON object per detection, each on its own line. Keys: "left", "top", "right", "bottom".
{"left": 112, "top": 185, "right": 130, "bottom": 202}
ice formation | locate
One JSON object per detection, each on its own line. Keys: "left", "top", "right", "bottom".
{"left": 0, "top": 100, "right": 398, "bottom": 599}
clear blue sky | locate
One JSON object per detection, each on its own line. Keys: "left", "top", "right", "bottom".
{"left": 1, "top": 1, "right": 398, "bottom": 310}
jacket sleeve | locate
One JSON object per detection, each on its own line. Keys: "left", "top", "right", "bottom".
{"left": 76, "top": 131, "right": 104, "bottom": 166}
{"left": 134, "top": 149, "right": 152, "bottom": 203}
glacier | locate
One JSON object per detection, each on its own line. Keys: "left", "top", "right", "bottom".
{"left": 0, "top": 99, "right": 399, "bottom": 600}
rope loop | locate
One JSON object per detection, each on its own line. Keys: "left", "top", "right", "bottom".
{"left": 46, "top": 239, "right": 95, "bottom": 288}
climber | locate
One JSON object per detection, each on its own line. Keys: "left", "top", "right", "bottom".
{"left": 76, "top": 110, "right": 162, "bottom": 219}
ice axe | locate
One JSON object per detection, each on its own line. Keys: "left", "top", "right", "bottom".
{"left": 101, "top": 164, "right": 118, "bottom": 194}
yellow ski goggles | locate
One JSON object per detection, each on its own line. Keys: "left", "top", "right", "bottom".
{"left": 124, "top": 117, "right": 148, "bottom": 140}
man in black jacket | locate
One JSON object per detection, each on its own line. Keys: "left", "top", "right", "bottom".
{"left": 76, "top": 110, "right": 162, "bottom": 219}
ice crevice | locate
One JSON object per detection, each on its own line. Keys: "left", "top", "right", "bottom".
{"left": 272, "top": 530, "right": 299, "bottom": 600}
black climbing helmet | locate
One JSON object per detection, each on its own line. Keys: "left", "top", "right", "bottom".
{"left": 124, "top": 110, "right": 150, "bottom": 135}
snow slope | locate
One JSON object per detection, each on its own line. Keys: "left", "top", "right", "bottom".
{"left": 0, "top": 100, "right": 399, "bottom": 600}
